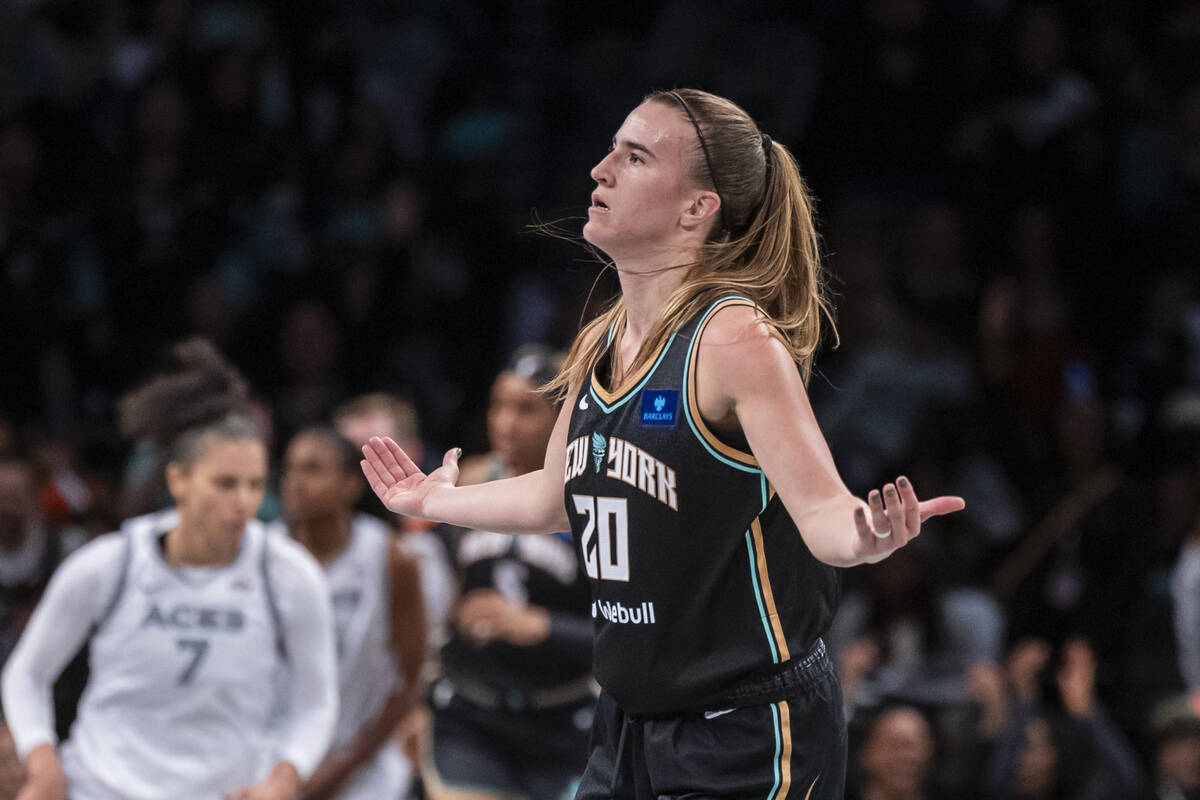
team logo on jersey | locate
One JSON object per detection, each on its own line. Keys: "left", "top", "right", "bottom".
{"left": 639, "top": 390, "right": 678, "bottom": 427}
{"left": 591, "top": 432, "right": 607, "bottom": 473}
{"left": 141, "top": 602, "right": 246, "bottom": 632}
{"left": 579, "top": 394, "right": 589, "bottom": 410}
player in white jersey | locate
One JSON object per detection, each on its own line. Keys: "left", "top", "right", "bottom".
{"left": 274, "top": 427, "right": 427, "bottom": 800}
{"left": 332, "top": 394, "right": 455, "bottom": 651}
{"left": 1, "top": 339, "right": 339, "bottom": 800}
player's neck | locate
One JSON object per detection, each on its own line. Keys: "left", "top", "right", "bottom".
{"left": 294, "top": 511, "right": 354, "bottom": 564}
{"left": 164, "top": 524, "right": 241, "bottom": 567}
{"left": 614, "top": 258, "right": 688, "bottom": 346}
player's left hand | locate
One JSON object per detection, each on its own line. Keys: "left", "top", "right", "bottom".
{"left": 851, "top": 476, "right": 964, "bottom": 563}
{"left": 455, "top": 589, "right": 550, "bottom": 647}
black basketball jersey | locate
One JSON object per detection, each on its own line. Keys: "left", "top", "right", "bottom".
{"left": 440, "top": 525, "right": 593, "bottom": 693}
{"left": 564, "top": 296, "right": 840, "bottom": 715}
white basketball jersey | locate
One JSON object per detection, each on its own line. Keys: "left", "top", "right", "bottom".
{"left": 62, "top": 510, "right": 286, "bottom": 800}
{"left": 325, "top": 515, "right": 398, "bottom": 748}
{"left": 270, "top": 514, "right": 411, "bottom": 800}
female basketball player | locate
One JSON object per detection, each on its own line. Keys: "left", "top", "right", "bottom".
{"left": 427, "top": 346, "right": 593, "bottom": 800}
{"left": 274, "top": 426, "right": 426, "bottom": 800}
{"left": 360, "top": 89, "right": 965, "bottom": 798}
{"left": 2, "top": 340, "right": 338, "bottom": 800}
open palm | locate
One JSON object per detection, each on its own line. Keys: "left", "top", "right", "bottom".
{"left": 360, "top": 436, "right": 461, "bottom": 519}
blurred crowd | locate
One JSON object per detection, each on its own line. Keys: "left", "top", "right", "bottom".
{"left": 2, "top": 0, "right": 1200, "bottom": 797}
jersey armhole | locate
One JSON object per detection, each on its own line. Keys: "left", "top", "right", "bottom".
{"left": 681, "top": 296, "right": 762, "bottom": 472}
{"left": 261, "top": 534, "right": 289, "bottom": 663}
{"left": 93, "top": 532, "right": 133, "bottom": 633}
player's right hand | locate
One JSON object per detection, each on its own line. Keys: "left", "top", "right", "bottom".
{"left": 15, "top": 745, "right": 65, "bottom": 800}
{"left": 361, "top": 437, "right": 461, "bottom": 520}
{"left": 15, "top": 772, "right": 65, "bottom": 800}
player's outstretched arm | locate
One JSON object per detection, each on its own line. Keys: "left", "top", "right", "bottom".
{"left": 360, "top": 395, "right": 574, "bottom": 535}
{"left": 696, "top": 304, "right": 964, "bottom": 567}
{"left": 3, "top": 536, "right": 127, "bottom": 800}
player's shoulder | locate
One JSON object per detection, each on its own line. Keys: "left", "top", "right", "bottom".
{"left": 700, "top": 299, "right": 777, "bottom": 345}
{"left": 698, "top": 301, "right": 791, "bottom": 372}
{"left": 47, "top": 531, "right": 132, "bottom": 603}
{"left": 61, "top": 530, "right": 128, "bottom": 570}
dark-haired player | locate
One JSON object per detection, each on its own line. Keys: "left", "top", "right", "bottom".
{"left": 2, "top": 339, "right": 338, "bottom": 800}
{"left": 274, "top": 426, "right": 427, "bottom": 800}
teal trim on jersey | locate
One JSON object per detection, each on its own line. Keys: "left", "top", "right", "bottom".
{"left": 588, "top": 331, "right": 680, "bottom": 414}
{"left": 682, "top": 295, "right": 763, "bottom": 474}
{"left": 768, "top": 701, "right": 784, "bottom": 800}
{"left": 745, "top": 531, "right": 781, "bottom": 664}
{"left": 760, "top": 475, "right": 769, "bottom": 513}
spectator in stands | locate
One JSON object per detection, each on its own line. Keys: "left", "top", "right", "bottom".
{"left": 849, "top": 704, "right": 937, "bottom": 800}
{"left": 830, "top": 542, "right": 1005, "bottom": 718}
{"left": 1152, "top": 716, "right": 1200, "bottom": 800}
{"left": 986, "top": 638, "right": 1146, "bottom": 800}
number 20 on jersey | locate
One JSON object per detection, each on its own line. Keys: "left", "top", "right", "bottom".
{"left": 571, "top": 495, "right": 630, "bottom": 582}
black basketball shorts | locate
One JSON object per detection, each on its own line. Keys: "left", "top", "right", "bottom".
{"left": 574, "top": 643, "right": 846, "bottom": 800}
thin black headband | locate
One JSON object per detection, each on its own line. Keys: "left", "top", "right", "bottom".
{"left": 666, "top": 91, "right": 727, "bottom": 234}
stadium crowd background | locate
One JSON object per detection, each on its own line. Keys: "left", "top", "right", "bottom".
{"left": 1, "top": 0, "right": 1199, "bottom": 797}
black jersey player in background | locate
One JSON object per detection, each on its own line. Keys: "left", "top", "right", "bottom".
{"left": 426, "top": 346, "right": 593, "bottom": 800}
{"left": 361, "top": 88, "right": 965, "bottom": 799}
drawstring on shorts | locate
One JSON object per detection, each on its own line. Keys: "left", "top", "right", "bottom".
{"left": 610, "top": 707, "right": 653, "bottom": 799}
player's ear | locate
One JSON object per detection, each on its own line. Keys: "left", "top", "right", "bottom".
{"left": 165, "top": 461, "right": 189, "bottom": 502}
{"left": 680, "top": 190, "right": 721, "bottom": 233}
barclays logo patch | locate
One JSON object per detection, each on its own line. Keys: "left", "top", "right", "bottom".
{"left": 639, "top": 390, "right": 678, "bottom": 427}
